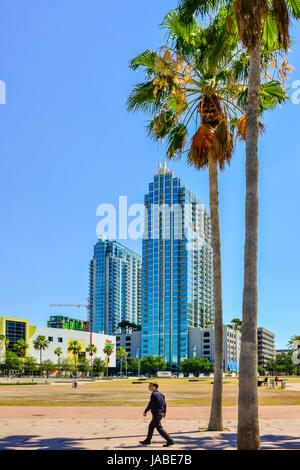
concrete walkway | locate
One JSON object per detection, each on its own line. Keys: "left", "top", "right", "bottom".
{"left": 0, "top": 406, "right": 300, "bottom": 450}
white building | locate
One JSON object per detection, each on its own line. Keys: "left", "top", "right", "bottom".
{"left": 188, "top": 326, "right": 241, "bottom": 372}
{"left": 29, "top": 325, "right": 116, "bottom": 367}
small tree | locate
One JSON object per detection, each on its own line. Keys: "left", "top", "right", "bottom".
{"left": 141, "top": 356, "right": 167, "bottom": 376}
{"left": 0, "top": 334, "right": 10, "bottom": 347}
{"left": 231, "top": 318, "right": 243, "bottom": 331}
{"left": 13, "top": 339, "right": 29, "bottom": 358}
{"left": 103, "top": 344, "right": 114, "bottom": 377}
{"left": 54, "top": 347, "right": 63, "bottom": 376}
{"left": 86, "top": 344, "right": 97, "bottom": 369}
{"left": 92, "top": 357, "right": 106, "bottom": 378}
{"left": 116, "top": 347, "right": 128, "bottom": 373}
{"left": 23, "top": 356, "right": 38, "bottom": 376}
{"left": 126, "top": 357, "right": 139, "bottom": 375}
{"left": 0, "top": 351, "right": 22, "bottom": 373}
{"left": 60, "top": 358, "right": 72, "bottom": 378}
{"left": 41, "top": 360, "right": 56, "bottom": 379}
{"left": 78, "top": 357, "right": 90, "bottom": 377}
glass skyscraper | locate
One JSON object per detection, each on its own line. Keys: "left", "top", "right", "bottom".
{"left": 89, "top": 237, "right": 142, "bottom": 335}
{"left": 142, "top": 163, "right": 214, "bottom": 365}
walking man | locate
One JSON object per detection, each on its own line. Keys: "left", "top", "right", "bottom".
{"left": 140, "top": 382, "right": 174, "bottom": 447}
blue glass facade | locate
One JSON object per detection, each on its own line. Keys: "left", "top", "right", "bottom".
{"left": 89, "top": 238, "right": 142, "bottom": 335}
{"left": 142, "top": 164, "right": 214, "bottom": 365}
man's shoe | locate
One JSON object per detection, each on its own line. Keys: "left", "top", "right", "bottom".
{"left": 139, "top": 440, "right": 151, "bottom": 445}
{"left": 163, "top": 440, "right": 174, "bottom": 447}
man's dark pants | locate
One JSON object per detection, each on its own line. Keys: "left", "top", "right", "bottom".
{"left": 146, "top": 412, "right": 172, "bottom": 443}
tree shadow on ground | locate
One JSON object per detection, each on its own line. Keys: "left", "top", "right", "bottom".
{"left": 0, "top": 435, "right": 86, "bottom": 450}
{"left": 0, "top": 432, "right": 299, "bottom": 450}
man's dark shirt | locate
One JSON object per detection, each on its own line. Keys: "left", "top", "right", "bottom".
{"left": 144, "top": 390, "right": 167, "bottom": 415}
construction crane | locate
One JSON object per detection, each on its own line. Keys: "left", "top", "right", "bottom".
{"left": 49, "top": 299, "right": 90, "bottom": 321}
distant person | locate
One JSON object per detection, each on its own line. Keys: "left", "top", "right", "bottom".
{"left": 275, "top": 376, "right": 279, "bottom": 386}
{"left": 139, "top": 382, "right": 174, "bottom": 447}
{"left": 264, "top": 377, "right": 268, "bottom": 386}
{"left": 72, "top": 378, "right": 78, "bottom": 389}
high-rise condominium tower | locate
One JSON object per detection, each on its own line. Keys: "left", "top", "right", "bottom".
{"left": 89, "top": 237, "right": 142, "bottom": 335}
{"left": 142, "top": 163, "right": 214, "bottom": 364}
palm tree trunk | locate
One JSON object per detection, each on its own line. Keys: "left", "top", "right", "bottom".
{"left": 237, "top": 36, "right": 261, "bottom": 451}
{"left": 207, "top": 152, "right": 224, "bottom": 431}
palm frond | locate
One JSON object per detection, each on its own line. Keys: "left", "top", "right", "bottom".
{"left": 127, "top": 81, "right": 164, "bottom": 115}
{"left": 178, "top": 0, "right": 229, "bottom": 23}
{"left": 286, "top": 0, "right": 300, "bottom": 19}
{"left": 166, "top": 123, "right": 188, "bottom": 159}
{"left": 129, "top": 50, "right": 157, "bottom": 72}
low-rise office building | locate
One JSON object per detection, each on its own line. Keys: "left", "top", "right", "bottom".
{"left": 188, "top": 326, "right": 241, "bottom": 372}
{"left": 257, "top": 327, "right": 276, "bottom": 368}
{"left": 0, "top": 316, "right": 116, "bottom": 368}
{"left": 115, "top": 330, "right": 142, "bottom": 359}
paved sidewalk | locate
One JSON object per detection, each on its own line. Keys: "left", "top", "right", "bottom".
{"left": 0, "top": 407, "right": 300, "bottom": 450}
{"left": 1, "top": 405, "right": 300, "bottom": 419}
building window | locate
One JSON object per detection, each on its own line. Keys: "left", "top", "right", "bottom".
{"left": 126, "top": 336, "right": 131, "bottom": 341}
{"left": 48, "top": 337, "right": 53, "bottom": 342}
{"left": 204, "top": 332, "right": 210, "bottom": 337}
{"left": 5, "top": 320, "right": 26, "bottom": 354}
{"left": 58, "top": 338, "right": 63, "bottom": 343}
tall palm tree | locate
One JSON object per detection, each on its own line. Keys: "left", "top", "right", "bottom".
{"left": 86, "top": 344, "right": 98, "bottom": 368}
{"left": 13, "top": 339, "right": 29, "bottom": 358}
{"left": 33, "top": 335, "right": 50, "bottom": 365}
{"left": 67, "top": 340, "right": 82, "bottom": 378}
{"left": 128, "top": 9, "right": 284, "bottom": 432}
{"left": 103, "top": 343, "right": 114, "bottom": 377}
{"left": 54, "top": 347, "right": 63, "bottom": 376}
{"left": 117, "top": 347, "right": 128, "bottom": 373}
{"left": 178, "top": 0, "right": 299, "bottom": 449}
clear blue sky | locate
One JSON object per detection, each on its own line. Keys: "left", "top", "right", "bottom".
{"left": 0, "top": 1, "right": 299, "bottom": 349}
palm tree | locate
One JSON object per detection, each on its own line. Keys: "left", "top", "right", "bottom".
{"left": 116, "top": 347, "right": 128, "bottom": 373}
{"left": 13, "top": 339, "right": 29, "bottom": 358}
{"left": 128, "top": 9, "right": 285, "bottom": 432}
{"left": 178, "top": 0, "right": 299, "bottom": 450}
{"left": 103, "top": 343, "right": 114, "bottom": 377}
{"left": 54, "top": 347, "right": 63, "bottom": 376}
{"left": 67, "top": 340, "right": 82, "bottom": 378}
{"left": 86, "top": 344, "right": 98, "bottom": 368}
{"left": 33, "top": 335, "right": 50, "bottom": 365}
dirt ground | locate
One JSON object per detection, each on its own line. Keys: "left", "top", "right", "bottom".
{"left": 0, "top": 378, "right": 299, "bottom": 407}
